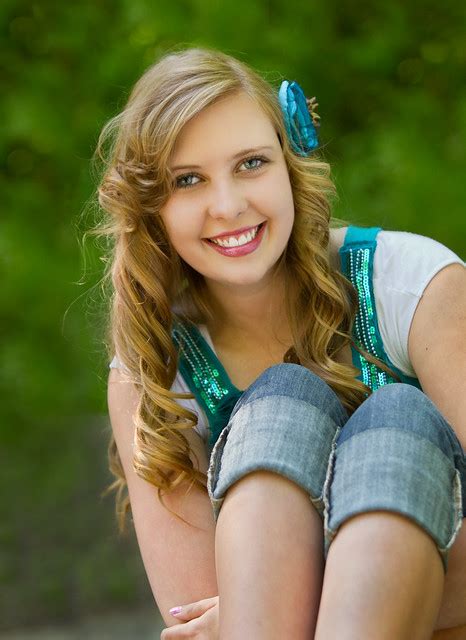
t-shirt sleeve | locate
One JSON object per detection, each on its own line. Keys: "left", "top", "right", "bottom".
{"left": 373, "top": 230, "right": 465, "bottom": 378}
{"left": 109, "top": 354, "right": 129, "bottom": 371}
{"left": 170, "top": 371, "right": 210, "bottom": 443}
{"left": 108, "top": 355, "right": 209, "bottom": 443}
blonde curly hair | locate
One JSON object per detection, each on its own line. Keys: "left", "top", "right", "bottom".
{"left": 89, "top": 46, "right": 400, "bottom": 533}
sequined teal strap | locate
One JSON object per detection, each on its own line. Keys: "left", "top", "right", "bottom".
{"left": 172, "top": 320, "right": 243, "bottom": 448}
{"left": 172, "top": 226, "right": 422, "bottom": 448}
{"left": 339, "top": 225, "right": 421, "bottom": 391}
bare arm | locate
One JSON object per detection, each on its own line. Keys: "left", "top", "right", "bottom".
{"left": 408, "top": 262, "right": 466, "bottom": 450}
{"left": 107, "top": 368, "right": 218, "bottom": 627}
{"left": 408, "top": 262, "right": 466, "bottom": 629}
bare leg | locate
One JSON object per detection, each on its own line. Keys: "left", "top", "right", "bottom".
{"left": 314, "top": 511, "right": 445, "bottom": 640}
{"left": 433, "top": 625, "right": 466, "bottom": 639}
{"left": 215, "top": 470, "right": 324, "bottom": 640}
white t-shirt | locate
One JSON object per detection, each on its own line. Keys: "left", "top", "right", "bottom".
{"left": 109, "top": 229, "right": 465, "bottom": 444}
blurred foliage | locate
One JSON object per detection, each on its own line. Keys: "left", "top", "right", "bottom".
{"left": 1, "top": 0, "right": 465, "bottom": 631}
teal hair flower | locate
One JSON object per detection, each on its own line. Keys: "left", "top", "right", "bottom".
{"left": 278, "top": 80, "right": 320, "bottom": 156}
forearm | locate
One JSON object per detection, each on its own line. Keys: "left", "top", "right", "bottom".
{"left": 130, "top": 477, "right": 218, "bottom": 627}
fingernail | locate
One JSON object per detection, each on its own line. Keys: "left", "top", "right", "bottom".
{"left": 170, "top": 606, "right": 182, "bottom": 616}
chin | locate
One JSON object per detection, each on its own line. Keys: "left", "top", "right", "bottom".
{"left": 215, "top": 266, "right": 275, "bottom": 289}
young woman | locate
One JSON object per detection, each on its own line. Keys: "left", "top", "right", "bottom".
{"left": 95, "top": 47, "right": 466, "bottom": 638}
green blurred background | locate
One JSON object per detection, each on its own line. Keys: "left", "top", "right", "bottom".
{"left": 2, "top": 0, "right": 465, "bottom": 633}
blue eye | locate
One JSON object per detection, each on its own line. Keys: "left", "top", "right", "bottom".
{"left": 174, "top": 155, "right": 269, "bottom": 190}
{"left": 241, "top": 156, "right": 267, "bottom": 171}
{"left": 175, "top": 174, "right": 200, "bottom": 189}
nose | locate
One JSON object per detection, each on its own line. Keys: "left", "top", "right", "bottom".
{"left": 206, "top": 177, "right": 248, "bottom": 220}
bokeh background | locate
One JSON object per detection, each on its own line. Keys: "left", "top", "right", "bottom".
{"left": 2, "top": 0, "right": 465, "bottom": 636}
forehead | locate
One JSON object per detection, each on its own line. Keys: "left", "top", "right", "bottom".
{"left": 170, "top": 92, "right": 278, "bottom": 164}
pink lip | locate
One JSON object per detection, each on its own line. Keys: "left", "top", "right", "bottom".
{"left": 205, "top": 224, "right": 261, "bottom": 241}
{"left": 203, "top": 222, "right": 266, "bottom": 257}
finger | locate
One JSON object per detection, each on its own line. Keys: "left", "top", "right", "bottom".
{"left": 162, "top": 603, "right": 219, "bottom": 639}
{"left": 161, "top": 619, "right": 197, "bottom": 639}
{"left": 170, "top": 596, "right": 218, "bottom": 621}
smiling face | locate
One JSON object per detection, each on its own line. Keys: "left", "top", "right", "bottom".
{"left": 159, "top": 91, "right": 295, "bottom": 293}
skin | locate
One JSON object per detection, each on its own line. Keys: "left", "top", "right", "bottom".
{"left": 159, "top": 92, "right": 466, "bottom": 638}
{"left": 159, "top": 91, "right": 295, "bottom": 347}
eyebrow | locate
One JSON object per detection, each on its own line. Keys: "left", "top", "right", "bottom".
{"left": 170, "top": 145, "right": 275, "bottom": 171}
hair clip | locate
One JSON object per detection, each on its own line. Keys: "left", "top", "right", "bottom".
{"left": 278, "top": 80, "right": 320, "bottom": 156}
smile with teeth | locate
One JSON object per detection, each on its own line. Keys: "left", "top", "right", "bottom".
{"left": 208, "top": 224, "right": 262, "bottom": 248}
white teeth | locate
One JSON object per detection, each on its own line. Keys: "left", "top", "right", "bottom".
{"left": 210, "top": 225, "right": 261, "bottom": 248}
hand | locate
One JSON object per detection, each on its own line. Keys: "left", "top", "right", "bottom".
{"left": 161, "top": 596, "right": 219, "bottom": 639}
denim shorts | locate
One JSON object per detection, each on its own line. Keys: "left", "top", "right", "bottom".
{"left": 206, "top": 363, "right": 465, "bottom": 574}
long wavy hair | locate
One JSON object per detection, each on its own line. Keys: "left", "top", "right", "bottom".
{"left": 89, "top": 46, "right": 400, "bottom": 533}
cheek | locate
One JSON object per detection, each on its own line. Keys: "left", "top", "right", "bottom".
{"left": 161, "top": 203, "right": 202, "bottom": 247}
{"left": 263, "top": 174, "right": 295, "bottom": 226}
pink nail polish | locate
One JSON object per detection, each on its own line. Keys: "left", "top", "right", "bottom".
{"left": 170, "top": 606, "right": 182, "bottom": 616}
